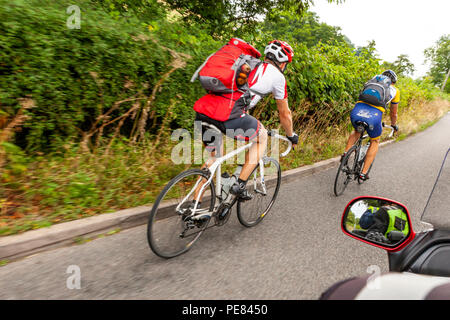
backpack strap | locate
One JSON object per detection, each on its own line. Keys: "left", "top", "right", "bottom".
{"left": 210, "top": 91, "right": 242, "bottom": 102}
{"left": 190, "top": 52, "right": 215, "bottom": 83}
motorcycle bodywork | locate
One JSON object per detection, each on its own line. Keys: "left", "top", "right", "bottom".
{"left": 341, "top": 148, "right": 450, "bottom": 277}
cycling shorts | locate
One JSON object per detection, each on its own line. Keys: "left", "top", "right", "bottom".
{"left": 195, "top": 112, "right": 261, "bottom": 152}
{"left": 350, "top": 102, "right": 383, "bottom": 140}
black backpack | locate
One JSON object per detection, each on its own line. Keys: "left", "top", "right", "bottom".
{"left": 358, "top": 75, "right": 392, "bottom": 107}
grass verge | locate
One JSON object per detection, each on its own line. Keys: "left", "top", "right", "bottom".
{"left": 0, "top": 98, "right": 449, "bottom": 236}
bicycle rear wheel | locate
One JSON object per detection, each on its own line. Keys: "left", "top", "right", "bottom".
{"left": 147, "top": 169, "right": 215, "bottom": 258}
{"left": 237, "top": 157, "right": 281, "bottom": 227}
{"left": 334, "top": 146, "right": 358, "bottom": 196}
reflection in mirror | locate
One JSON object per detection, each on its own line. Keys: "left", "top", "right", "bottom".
{"left": 344, "top": 198, "right": 410, "bottom": 247}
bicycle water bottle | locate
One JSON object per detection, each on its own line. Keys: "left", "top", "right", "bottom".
{"left": 221, "top": 173, "right": 232, "bottom": 199}
{"left": 220, "top": 165, "right": 242, "bottom": 202}
{"left": 359, "top": 142, "right": 370, "bottom": 162}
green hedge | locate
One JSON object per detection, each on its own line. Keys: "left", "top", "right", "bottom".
{"left": 0, "top": 0, "right": 444, "bottom": 153}
{"left": 0, "top": 0, "right": 219, "bottom": 151}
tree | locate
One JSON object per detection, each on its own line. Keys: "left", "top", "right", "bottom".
{"left": 346, "top": 211, "right": 356, "bottom": 230}
{"left": 164, "top": 0, "right": 345, "bottom": 36}
{"left": 91, "top": 0, "right": 166, "bottom": 21}
{"left": 382, "top": 54, "right": 415, "bottom": 77}
{"left": 261, "top": 10, "right": 354, "bottom": 48}
{"left": 424, "top": 35, "right": 450, "bottom": 92}
{"left": 355, "top": 40, "right": 379, "bottom": 62}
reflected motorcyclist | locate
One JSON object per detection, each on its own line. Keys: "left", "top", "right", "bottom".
{"left": 359, "top": 206, "right": 409, "bottom": 244}
{"left": 359, "top": 206, "right": 388, "bottom": 243}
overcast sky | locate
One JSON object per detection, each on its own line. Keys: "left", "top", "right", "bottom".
{"left": 311, "top": 0, "right": 450, "bottom": 78}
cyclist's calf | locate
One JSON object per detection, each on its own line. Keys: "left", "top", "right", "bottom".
{"left": 362, "top": 138, "right": 380, "bottom": 174}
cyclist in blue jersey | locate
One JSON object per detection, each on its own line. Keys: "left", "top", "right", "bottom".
{"left": 342, "top": 70, "right": 400, "bottom": 181}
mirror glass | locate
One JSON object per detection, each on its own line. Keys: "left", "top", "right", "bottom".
{"left": 343, "top": 198, "right": 411, "bottom": 247}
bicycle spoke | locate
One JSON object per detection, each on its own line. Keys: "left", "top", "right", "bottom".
{"left": 237, "top": 157, "right": 281, "bottom": 227}
{"left": 147, "top": 170, "right": 215, "bottom": 258}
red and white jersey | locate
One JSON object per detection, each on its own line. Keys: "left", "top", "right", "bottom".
{"left": 193, "top": 61, "right": 288, "bottom": 121}
{"left": 247, "top": 62, "right": 287, "bottom": 109}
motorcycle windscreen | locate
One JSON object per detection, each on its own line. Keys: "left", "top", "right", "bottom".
{"left": 420, "top": 148, "right": 450, "bottom": 229}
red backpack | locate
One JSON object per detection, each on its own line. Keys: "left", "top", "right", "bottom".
{"left": 191, "top": 38, "right": 261, "bottom": 93}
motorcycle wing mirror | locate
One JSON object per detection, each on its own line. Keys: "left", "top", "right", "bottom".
{"left": 341, "top": 196, "right": 415, "bottom": 251}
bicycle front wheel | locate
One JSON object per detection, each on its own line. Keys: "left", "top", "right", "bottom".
{"left": 237, "top": 157, "right": 281, "bottom": 227}
{"left": 147, "top": 169, "right": 215, "bottom": 258}
{"left": 334, "top": 146, "right": 358, "bottom": 196}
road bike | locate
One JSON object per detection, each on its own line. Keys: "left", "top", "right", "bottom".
{"left": 147, "top": 122, "right": 292, "bottom": 258}
{"left": 334, "top": 122, "right": 395, "bottom": 196}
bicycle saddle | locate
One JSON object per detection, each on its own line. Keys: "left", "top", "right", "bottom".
{"left": 354, "top": 121, "right": 374, "bottom": 132}
{"left": 200, "top": 122, "right": 222, "bottom": 134}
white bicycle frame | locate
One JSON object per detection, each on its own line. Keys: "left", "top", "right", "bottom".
{"left": 176, "top": 122, "right": 292, "bottom": 216}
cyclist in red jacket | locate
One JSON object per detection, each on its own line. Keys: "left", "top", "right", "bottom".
{"left": 194, "top": 40, "right": 298, "bottom": 200}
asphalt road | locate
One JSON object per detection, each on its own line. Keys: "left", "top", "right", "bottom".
{"left": 1, "top": 113, "right": 449, "bottom": 300}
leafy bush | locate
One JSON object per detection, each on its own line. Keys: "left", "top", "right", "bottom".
{"left": 395, "top": 77, "right": 444, "bottom": 112}
{"left": 0, "top": 0, "right": 219, "bottom": 152}
{"left": 1, "top": 0, "right": 444, "bottom": 154}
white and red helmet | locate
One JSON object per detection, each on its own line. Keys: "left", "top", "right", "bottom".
{"left": 264, "top": 40, "right": 294, "bottom": 63}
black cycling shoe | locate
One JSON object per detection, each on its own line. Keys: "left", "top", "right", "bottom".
{"left": 359, "top": 173, "right": 369, "bottom": 181}
{"left": 230, "top": 182, "right": 253, "bottom": 201}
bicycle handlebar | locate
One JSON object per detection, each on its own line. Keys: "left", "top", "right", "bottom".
{"left": 268, "top": 130, "right": 292, "bottom": 157}
{"left": 382, "top": 123, "right": 395, "bottom": 138}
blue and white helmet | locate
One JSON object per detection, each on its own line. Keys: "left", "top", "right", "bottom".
{"left": 382, "top": 70, "right": 398, "bottom": 84}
